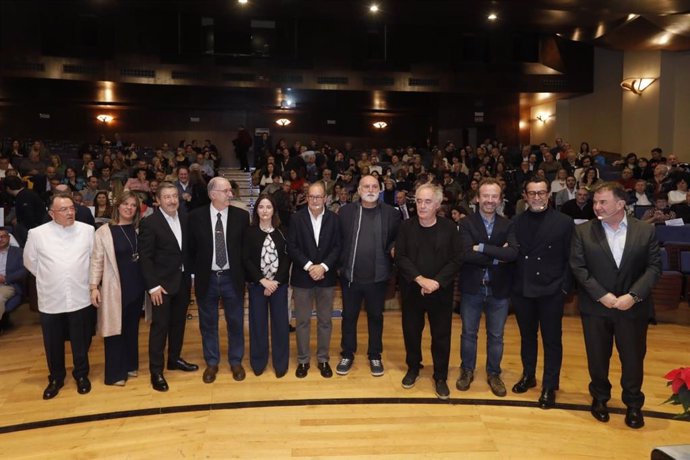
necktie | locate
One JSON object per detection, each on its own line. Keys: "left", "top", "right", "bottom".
{"left": 215, "top": 212, "right": 228, "bottom": 268}
{"left": 402, "top": 205, "right": 409, "bottom": 220}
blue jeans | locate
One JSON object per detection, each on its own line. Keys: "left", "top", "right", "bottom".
{"left": 460, "top": 286, "right": 509, "bottom": 376}
{"left": 198, "top": 273, "right": 244, "bottom": 366}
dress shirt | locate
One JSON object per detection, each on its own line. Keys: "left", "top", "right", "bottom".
{"left": 162, "top": 210, "right": 183, "bottom": 250}
{"left": 303, "top": 207, "right": 329, "bottom": 272}
{"left": 210, "top": 205, "right": 230, "bottom": 271}
{"left": 601, "top": 215, "right": 628, "bottom": 268}
{"left": 0, "top": 248, "right": 7, "bottom": 278}
{"left": 635, "top": 193, "right": 652, "bottom": 206}
{"left": 23, "top": 221, "right": 94, "bottom": 314}
{"left": 476, "top": 211, "right": 500, "bottom": 276}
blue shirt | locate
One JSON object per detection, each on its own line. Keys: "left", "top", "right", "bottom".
{"left": 601, "top": 214, "right": 628, "bottom": 268}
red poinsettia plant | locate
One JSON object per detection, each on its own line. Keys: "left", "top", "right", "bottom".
{"left": 663, "top": 367, "right": 690, "bottom": 419}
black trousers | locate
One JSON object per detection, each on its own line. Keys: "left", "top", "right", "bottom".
{"left": 104, "top": 294, "right": 143, "bottom": 384}
{"left": 39, "top": 306, "right": 95, "bottom": 383}
{"left": 340, "top": 279, "right": 387, "bottom": 360}
{"left": 512, "top": 291, "right": 564, "bottom": 390}
{"left": 148, "top": 276, "right": 191, "bottom": 375}
{"left": 580, "top": 313, "right": 648, "bottom": 409}
{"left": 401, "top": 285, "right": 453, "bottom": 381}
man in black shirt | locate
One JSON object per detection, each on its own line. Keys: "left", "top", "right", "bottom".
{"left": 560, "top": 187, "right": 595, "bottom": 220}
{"left": 336, "top": 176, "right": 400, "bottom": 377}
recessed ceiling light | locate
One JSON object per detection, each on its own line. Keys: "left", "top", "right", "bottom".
{"left": 487, "top": 13, "right": 498, "bottom": 21}
{"left": 369, "top": 4, "right": 380, "bottom": 13}
{"left": 238, "top": 0, "right": 248, "bottom": 5}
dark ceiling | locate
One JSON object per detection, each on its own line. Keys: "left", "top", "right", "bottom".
{"left": 74, "top": 0, "right": 690, "bottom": 51}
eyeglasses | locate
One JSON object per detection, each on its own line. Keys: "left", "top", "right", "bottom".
{"left": 525, "top": 191, "right": 549, "bottom": 198}
{"left": 51, "top": 206, "right": 76, "bottom": 213}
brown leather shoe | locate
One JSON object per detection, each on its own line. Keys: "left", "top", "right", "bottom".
{"left": 231, "top": 364, "right": 246, "bottom": 381}
{"left": 203, "top": 365, "right": 219, "bottom": 384}
{"left": 487, "top": 374, "right": 507, "bottom": 397}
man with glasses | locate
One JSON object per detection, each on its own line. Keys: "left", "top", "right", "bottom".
{"left": 24, "top": 193, "right": 95, "bottom": 399}
{"left": 188, "top": 177, "right": 250, "bottom": 384}
{"left": 510, "top": 177, "right": 574, "bottom": 409}
{"left": 336, "top": 175, "right": 400, "bottom": 377}
{"left": 287, "top": 182, "right": 341, "bottom": 379}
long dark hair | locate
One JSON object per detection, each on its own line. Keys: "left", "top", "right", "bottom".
{"left": 252, "top": 193, "right": 281, "bottom": 228}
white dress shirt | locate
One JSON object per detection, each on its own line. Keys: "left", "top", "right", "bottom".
{"left": 23, "top": 221, "right": 94, "bottom": 314}
{"left": 210, "top": 205, "right": 230, "bottom": 271}
{"left": 601, "top": 215, "right": 628, "bottom": 268}
{"left": 303, "top": 207, "right": 329, "bottom": 272}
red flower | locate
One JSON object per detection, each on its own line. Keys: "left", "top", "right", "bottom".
{"left": 664, "top": 367, "right": 690, "bottom": 395}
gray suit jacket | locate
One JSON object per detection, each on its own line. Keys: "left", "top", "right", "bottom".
{"left": 570, "top": 216, "right": 661, "bottom": 319}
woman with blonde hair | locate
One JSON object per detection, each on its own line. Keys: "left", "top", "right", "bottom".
{"left": 89, "top": 191, "right": 148, "bottom": 386}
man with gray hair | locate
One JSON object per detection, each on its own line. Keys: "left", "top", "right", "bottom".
{"left": 395, "top": 183, "right": 462, "bottom": 399}
{"left": 188, "top": 177, "right": 250, "bottom": 383}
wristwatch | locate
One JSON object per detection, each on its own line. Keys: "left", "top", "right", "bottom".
{"left": 629, "top": 291, "right": 643, "bottom": 303}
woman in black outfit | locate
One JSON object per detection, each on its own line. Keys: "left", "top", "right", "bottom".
{"left": 243, "top": 194, "right": 291, "bottom": 377}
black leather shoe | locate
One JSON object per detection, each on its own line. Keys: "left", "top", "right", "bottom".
{"left": 512, "top": 375, "right": 537, "bottom": 394}
{"left": 167, "top": 358, "right": 199, "bottom": 372}
{"left": 42, "top": 380, "right": 63, "bottom": 400}
{"left": 590, "top": 399, "right": 609, "bottom": 422}
{"left": 76, "top": 376, "right": 91, "bottom": 395}
{"left": 295, "top": 363, "right": 310, "bottom": 378}
{"left": 318, "top": 362, "right": 333, "bottom": 378}
{"left": 151, "top": 373, "right": 169, "bottom": 392}
{"left": 625, "top": 407, "right": 645, "bottom": 429}
{"left": 538, "top": 388, "right": 556, "bottom": 409}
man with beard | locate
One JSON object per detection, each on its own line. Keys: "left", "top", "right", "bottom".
{"left": 336, "top": 175, "right": 400, "bottom": 377}
{"left": 511, "top": 177, "right": 574, "bottom": 408}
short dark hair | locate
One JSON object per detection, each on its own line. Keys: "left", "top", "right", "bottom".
{"left": 4, "top": 176, "right": 23, "bottom": 191}
{"left": 523, "top": 176, "right": 550, "bottom": 193}
{"left": 591, "top": 181, "right": 627, "bottom": 202}
{"left": 48, "top": 192, "right": 74, "bottom": 209}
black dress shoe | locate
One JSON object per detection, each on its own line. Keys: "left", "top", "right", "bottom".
{"left": 590, "top": 399, "right": 609, "bottom": 422}
{"left": 512, "top": 375, "right": 537, "bottom": 394}
{"left": 42, "top": 380, "right": 64, "bottom": 400}
{"left": 76, "top": 376, "right": 91, "bottom": 395}
{"left": 538, "top": 388, "right": 556, "bottom": 409}
{"left": 318, "top": 362, "right": 333, "bottom": 378}
{"left": 167, "top": 358, "right": 199, "bottom": 372}
{"left": 151, "top": 373, "right": 169, "bottom": 392}
{"left": 295, "top": 363, "right": 310, "bottom": 378}
{"left": 625, "top": 407, "right": 645, "bottom": 429}
{"left": 276, "top": 369, "right": 287, "bottom": 378}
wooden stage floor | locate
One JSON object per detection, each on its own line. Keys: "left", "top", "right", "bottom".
{"left": 0, "top": 303, "right": 689, "bottom": 459}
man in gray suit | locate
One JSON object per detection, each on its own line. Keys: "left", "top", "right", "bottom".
{"left": 570, "top": 181, "right": 661, "bottom": 429}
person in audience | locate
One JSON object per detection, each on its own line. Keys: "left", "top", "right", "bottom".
{"left": 62, "top": 167, "right": 85, "bottom": 192}
{"left": 560, "top": 187, "right": 595, "bottom": 220}
{"left": 93, "top": 191, "right": 112, "bottom": 226}
{"left": 641, "top": 193, "right": 677, "bottom": 224}
{"left": 336, "top": 175, "right": 400, "bottom": 378}
{"left": 554, "top": 176, "right": 577, "bottom": 209}
{"left": 23, "top": 193, "right": 95, "bottom": 400}
{"left": 668, "top": 177, "right": 689, "bottom": 205}
{"left": 0, "top": 228, "right": 26, "bottom": 333}
{"left": 670, "top": 190, "right": 690, "bottom": 223}
{"left": 139, "top": 182, "right": 197, "bottom": 392}
{"left": 287, "top": 181, "right": 341, "bottom": 379}
{"left": 456, "top": 178, "right": 518, "bottom": 398}
{"left": 395, "top": 183, "right": 462, "bottom": 399}
{"left": 81, "top": 176, "right": 100, "bottom": 206}
{"left": 550, "top": 168, "right": 569, "bottom": 195}
{"left": 89, "top": 191, "right": 147, "bottom": 386}
{"left": 650, "top": 164, "right": 673, "bottom": 194}
{"left": 510, "top": 177, "right": 574, "bottom": 409}
{"left": 570, "top": 181, "right": 661, "bottom": 429}
{"left": 18, "top": 150, "right": 47, "bottom": 177}
{"left": 243, "top": 194, "right": 290, "bottom": 378}
{"left": 629, "top": 179, "right": 653, "bottom": 206}
{"left": 188, "top": 177, "right": 249, "bottom": 384}
{"left": 125, "top": 168, "right": 150, "bottom": 193}
{"left": 617, "top": 168, "right": 637, "bottom": 191}
{"left": 580, "top": 167, "right": 601, "bottom": 191}
{"left": 4, "top": 175, "right": 48, "bottom": 246}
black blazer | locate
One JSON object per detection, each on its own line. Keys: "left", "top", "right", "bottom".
{"left": 139, "top": 208, "right": 189, "bottom": 296}
{"left": 512, "top": 208, "right": 574, "bottom": 297}
{"left": 287, "top": 207, "right": 341, "bottom": 288}
{"left": 570, "top": 216, "right": 661, "bottom": 319}
{"left": 243, "top": 225, "right": 291, "bottom": 285}
{"left": 188, "top": 204, "right": 249, "bottom": 299}
{"left": 458, "top": 212, "right": 518, "bottom": 298}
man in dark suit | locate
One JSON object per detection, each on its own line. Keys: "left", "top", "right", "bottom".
{"left": 189, "top": 177, "right": 249, "bottom": 384}
{"left": 139, "top": 182, "right": 198, "bottom": 392}
{"left": 4, "top": 175, "right": 47, "bottom": 246}
{"left": 511, "top": 177, "right": 574, "bottom": 409}
{"left": 0, "top": 228, "right": 26, "bottom": 332}
{"left": 457, "top": 178, "right": 518, "bottom": 397}
{"left": 394, "top": 190, "right": 415, "bottom": 220}
{"left": 287, "top": 181, "right": 341, "bottom": 379}
{"left": 570, "top": 181, "right": 661, "bottom": 429}
{"left": 560, "top": 187, "right": 595, "bottom": 220}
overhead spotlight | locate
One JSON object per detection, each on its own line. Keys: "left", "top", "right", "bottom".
{"left": 238, "top": 0, "right": 248, "bottom": 5}
{"left": 275, "top": 118, "right": 291, "bottom": 127}
{"left": 96, "top": 114, "right": 114, "bottom": 124}
{"left": 620, "top": 77, "right": 657, "bottom": 95}
{"left": 487, "top": 13, "right": 497, "bottom": 21}
{"left": 369, "top": 3, "right": 379, "bottom": 13}
{"left": 372, "top": 121, "right": 388, "bottom": 129}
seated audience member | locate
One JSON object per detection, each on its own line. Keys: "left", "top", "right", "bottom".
{"left": 642, "top": 193, "right": 677, "bottom": 224}
{"left": 560, "top": 187, "right": 595, "bottom": 220}
{"left": 579, "top": 167, "right": 600, "bottom": 191}
{"left": 125, "top": 169, "right": 150, "bottom": 193}
{"left": 0, "top": 228, "right": 27, "bottom": 333}
{"left": 650, "top": 164, "right": 674, "bottom": 194}
{"left": 668, "top": 177, "right": 689, "bottom": 205}
{"left": 98, "top": 167, "right": 114, "bottom": 192}
{"left": 554, "top": 176, "right": 577, "bottom": 209}
{"left": 670, "top": 191, "right": 690, "bottom": 223}
{"left": 93, "top": 191, "right": 113, "bottom": 226}
{"left": 18, "top": 150, "right": 47, "bottom": 177}
{"left": 4, "top": 175, "right": 48, "bottom": 246}
{"left": 80, "top": 176, "right": 100, "bottom": 206}
{"left": 550, "top": 169, "right": 569, "bottom": 195}
{"left": 617, "top": 168, "right": 637, "bottom": 191}
{"left": 628, "top": 179, "right": 653, "bottom": 206}
{"left": 62, "top": 167, "right": 85, "bottom": 192}
{"left": 0, "top": 156, "right": 15, "bottom": 179}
